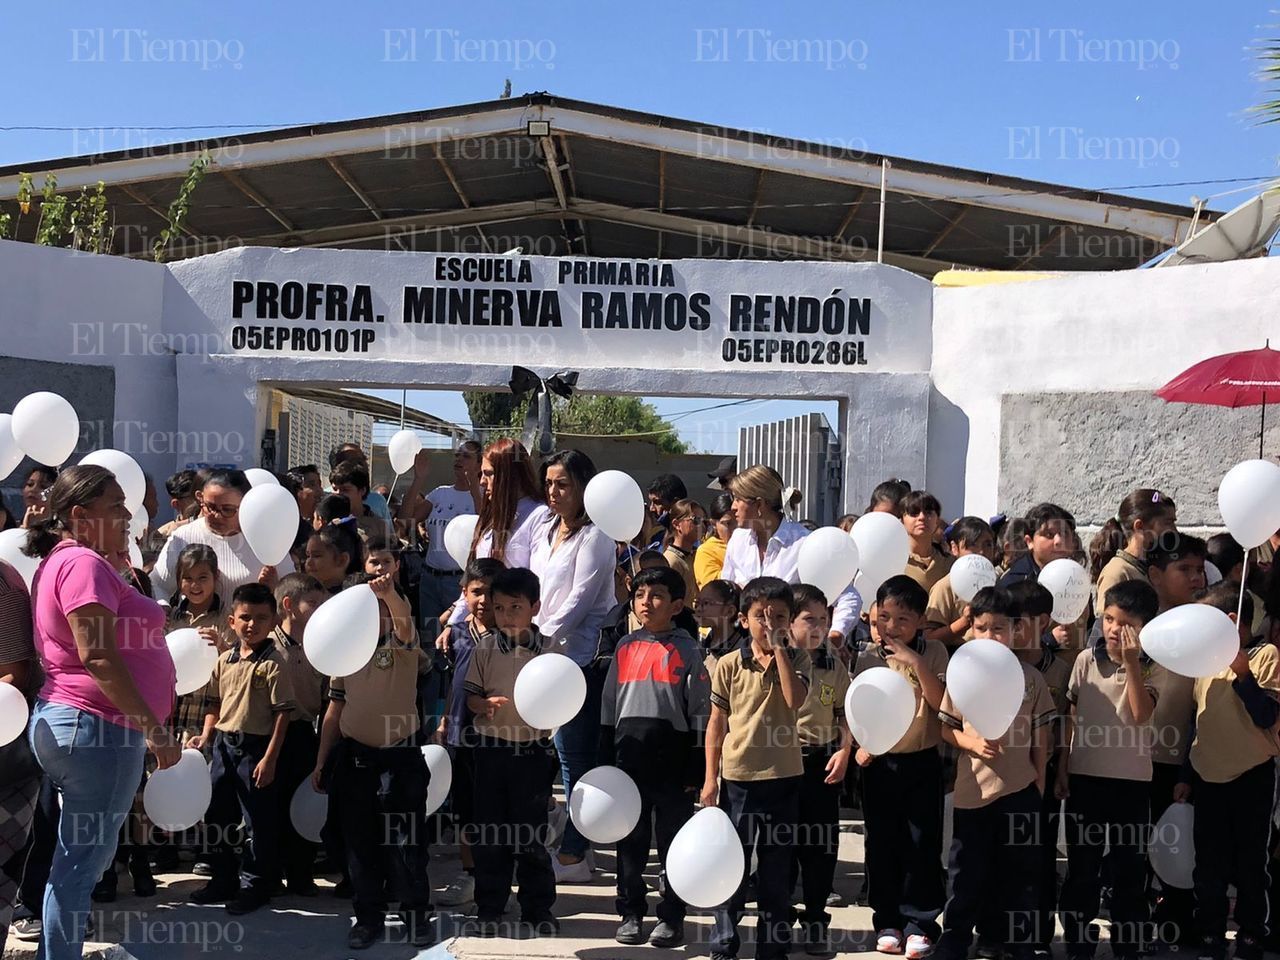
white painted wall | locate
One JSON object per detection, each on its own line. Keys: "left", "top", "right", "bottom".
{"left": 928, "top": 257, "right": 1280, "bottom": 517}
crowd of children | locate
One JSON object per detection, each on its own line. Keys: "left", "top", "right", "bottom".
{"left": 4, "top": 449, "right": 1280, "bottom": 960}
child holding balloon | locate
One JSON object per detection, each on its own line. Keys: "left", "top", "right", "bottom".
{"left": 924, "top": 517, "right": 996, "bottom": 649}
{"left": 167, "top": 544, "right": 231, "bottom": 747}
{"left": 1174, "top": 584, "right": 1280, "bottom": 960}
{"left": 852, "top": 576, "right": 949, "bottom": 959}
{"left": 1056, "top": 579, "right": 1161, "bottom": 960}
{"left": 788, "top": 583, "right": 852, "bottom": 957}
{"left": 936, "top": 586, "right": 1055, "bottom": 960}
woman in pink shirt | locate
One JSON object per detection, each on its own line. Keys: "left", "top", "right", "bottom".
{"left": 22, "top": 465, "right": 178, "bottom": 960}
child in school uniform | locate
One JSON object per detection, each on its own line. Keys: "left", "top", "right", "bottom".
{"left": 1006, "top": 579, "right": 1071, "bottom": 958}
{"left": 936, "top": 586, "right": 1056, "bottom": 960}
{"left": 312, "top": 572, "right": 433, "bottom": 950}
{"left": 1056, "top": 579, "right": 1162, "bottom": 960}
{"left": 696, "top": 579, "right": 746, "bottom": 671}
{"left": 853, "top": 575, "right": 950, "bottom": 959}
{"left": 789, "top": 584, "right": 853, "bottom": 956}
{"left": 1177, "top": 583, "right": 1280, "bottom": 960}
{"left": 601, "top": 566, "right": 710, "bottom": 949}
{"left": 924, "top": 517, "right": 997, "bottom": 650}
{"left": 702, "top": 575, "right": 812, "bottom": 960}
{"left": 167, "top": 544, "right": 231, "bottom": 745}
{"left": 435, "top": 556, "right": 504, "bottom": 907}
{"left": 271, "top": 572, "right": 328, "bottom": 896}
{"left": 464, "top": 566, "right": 559, "bottom": 937}
{"left": 188, "top": 583, "right": 296, "bottom": 915}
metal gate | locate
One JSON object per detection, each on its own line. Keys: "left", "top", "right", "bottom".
{"left": 738, "top": 413, "right": 842, "bottom": 527}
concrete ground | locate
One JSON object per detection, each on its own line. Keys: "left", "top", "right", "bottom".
{"left": 2, "top": 814, "right": 1170, "bottom": 960}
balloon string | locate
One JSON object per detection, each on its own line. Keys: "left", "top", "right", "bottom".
{"left": 1237, "top": 551, "right": 1250, "bottom": 626}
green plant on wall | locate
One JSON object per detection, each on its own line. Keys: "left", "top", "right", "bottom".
{"left": 34, "top": 175, "right": 68, "bottom": 246}
{"left": 68, "top": 181, "right": 111, "bottom": 253}
{"left": 152, "top": 153, "right": 210, "bottom": 262}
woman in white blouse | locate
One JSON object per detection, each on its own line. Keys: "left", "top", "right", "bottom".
{"left": 151, "top": 470, "right": 295, "bottom": 599}
{"left": 720, "top": 465, "right": 861, "bottom": 652}
{"left": 529, "top": 449, "right": 617, "bottom": 882}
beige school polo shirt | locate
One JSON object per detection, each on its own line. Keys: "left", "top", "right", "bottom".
{"left": 208, "top": 642, "right": 295, "bottom": 736}
{"left": 463, "top": 629, "right": 550, "bottom": 744}
{"left": 329, "top": 630, "right": 421, "bottom": 748}
{"left": 1066, "top": 642, "right": 1161, "bottom": 782}
{"left": 1094, "top": 551, "right": 1147, "bottom": 618}
{"left": 796, "top": 646, "right": 851, "bottom": 747}
{"left": 272, "top": 626, "right": 326, "bottom": 724}
{"left": 1190, "top": 641, "right": 1280, "bottom": 784}
{"left": 904, "top": 548, "right": 953, "bottom": 595}
{"left": 1149, "top": 669, "right": 1196, "bottom": 766}
{"left": 853, "top": 636, "right": 950, "bottom": 753}
{"left": 710, "top": 642, "right": 812, "bottom": 781}
{"left": 940, "top": 661, "right": 1056, "bottom": 809}
{"left": 925, "top": 574, "right": 972, "bottom": 647}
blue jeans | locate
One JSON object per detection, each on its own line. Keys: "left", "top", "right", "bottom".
{"left": 553, "top": 665, "right": 604, "bottom": 859}
{"left": 28, "top": 701, "right": 145, "bottom": 960}
{"left": 418, "top": 568, "right": 462, "bottom": 631}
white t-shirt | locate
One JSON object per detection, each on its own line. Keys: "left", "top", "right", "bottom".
{"left": 151, "top": 517, "right": 297, "bottom": 600}
{"left": 425, "top": 485, "right": 477, "bottom": 571}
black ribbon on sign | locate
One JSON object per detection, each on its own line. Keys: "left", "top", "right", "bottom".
{"left": 509, "top": 366, "right": 578, "bottom": 456}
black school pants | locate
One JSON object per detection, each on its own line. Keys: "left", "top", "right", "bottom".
{"left": 937, "top": 784, "right": 1041, "bottom": 960}
{"left": 1192, "top": 759, "right": 1275, "bottom": 945}
{"left": 328, "top": 737, "right": 432, "bottom": 928}
{"left": 471, "top": 737, "right": 557, "bottom": 919}
{"left": 613, "top": 744, "right": 693, "bottom": 925}
{"left": 207, "top": 731, "right": 281, "bottom": 895}
{"left": 861, "top": 747, "right": 945, "bottom": 939}
{"left": 1149, "top": 760, "right": 1194, "bottom": 940}
{"left": 788, "top": 742, "right": 843, "bottom": 928}
{"left": 1060, "top": 773, "right": 1150, "bottom": 958}
{"left": 711, "top": 776, "right": 800, "bottom": 960}
{"left": 277, "top": 719, "right": 319, "bottom": 885}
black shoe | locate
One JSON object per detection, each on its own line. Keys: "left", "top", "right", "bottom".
{"left": 976, "top": 940, "right": 1003, "bottom": 960}
{"left": 523, "top": 913, "right": 560, "bottom": 937}
{"left": 466, "top": 914, "right": 502, "bottom": 937}
{"left": 191, "top": 860, "right": 214, "bottom": 877}
{"left": 347, "top": 923, "right": 383, "bottom": 950}
{"left": 226, "top": 891, "right": 270, "bottom": 915}
{"left": 1198, "top": 937, "right": 1227, "bottom": 960}
{"left": 1234, "top": 937, "right": 1264, "bottom": 960}
{"left": 401, "top": 910, "right": 436, "bottom": 947}
{"left": 287, "top": 877, "right": 319, "bottom": 897}
{"left": 332, "top": 878, "right": 352, "bottom": 898}
{"left": 190, "top": 881, "right": 238, "bottom": 904}
{"left": 91, "top": 870, "right": 118, "bottom": 903}
{"left": 805, "top": 921, "right": 832, "bottom": 957}
{"left": 616, "top": 916, "right": 645, "bottom": 945}
{"left": 649, "top": 920, "right": 684, "bottom": 948}
{"left": 129, "top": 858, "right": 157, "bottom": 897}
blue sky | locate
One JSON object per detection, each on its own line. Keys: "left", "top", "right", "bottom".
{"left": 3, "top": 1, "right": 1276, "bottom": 450}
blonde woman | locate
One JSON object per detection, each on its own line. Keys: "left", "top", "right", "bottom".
{"left": 719, "top": 466, "right": 861, "bottom": 649}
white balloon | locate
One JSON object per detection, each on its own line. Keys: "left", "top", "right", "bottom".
{"left": 0, "top": 528, "right": 39, "bottom": 590}
{"left": 0, "top": 682, "right": 29, "bottom": 747}
{"left": 303, "top": 584, "right": 380, "bottom": 678}
{"left": 1140, "top": 604, "right": 1240, "bottom": 679}
{"left": 239, "top": 484, "right": 300, "bottom": 567}
{"left": 796, "top": 527, "right": 859, "bottom": 602}
{"left": 1218, "top": 459, "right": 1280, "bottom": 549}
{"left": 80, "top": 449, "right": 145, "bottom": 515}
{"left": 11, "top": 392, "right": 79, "bottom": 467}
{"left": 422, "top": 743, "right": 453, "bottom": 816}
{"left": 1038, "top": 559, "right": 1091, "bottom": 624}
{"left": 946, "top": 638, "right": 1025, "bottom": 739}
{"left": 244, "top": 468, "right": 279, "bottom": 488}
{"left": 666, "top": 806, "right": 745, "bottom": 909}
{"left": 166, "top": 628, "right": 219, "bottom": 697}
{"left": 569, "top": 765, "right": 642, "bottom": 844}
{"left": 443, "top": 513, "right": 479, "bottom": 570}
{"left": 513, "top": 653, "right": 586, "bottom": 730}
{"left": 844, "top": 668, "right": 916, "bottom": 755}
{"left": 1203, "top": 560, "right": 1223, "bottom": 586}
{"left": 143, "top": 748, "right": 212, "bottom": 831}
{"left": 388, "top": 430, "right": 422, "bottom": 476}
{"left": 129, "top": 509, "right": 148, "bottom": 542}
{"left": 850, "top": 512, "right": 910, "bottom": 600}
{"left": 950, "top": 554, "right": 997, "bottom": 603}
{"left": 583, "top": 470, "right": 645, "bottom": 542}
{"left": 289, "top": 779, "right": 328, "bottom": 843}
{"left": 0, "top": 414, "right": 24, "bottom": 480}
{"left": 128, "top": 540, "right": 143, "bottom": 571}
{"left": 1149, "top": 801, "right": 1195, "bottom": 890}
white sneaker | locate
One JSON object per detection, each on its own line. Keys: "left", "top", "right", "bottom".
{"left": 877, "top": 929, "right": 905, "bottom": 955}
{"left": 552, "top": 857, "right": 593, "bottom": 884}
{"left": 437, "top": 874, "right": 475, "bottom": 906}
{"left": 905, "top": 934, "right": 934, "bottom": 959}
{"left": 11, "top": 917, "right": 41, "bottom": 941}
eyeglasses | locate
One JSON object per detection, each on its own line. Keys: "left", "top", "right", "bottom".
{"left": 201, "top": 501, "right": 239, "bottom": 518}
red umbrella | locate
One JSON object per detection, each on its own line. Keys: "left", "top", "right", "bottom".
{"left": 1156, "top": 341, "right": 1278, "bottom": 457}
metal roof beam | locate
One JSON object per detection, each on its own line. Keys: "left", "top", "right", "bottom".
{"left": 324, "top": 158, "right": 408, "bottom": 252}
{"left": 222, "top": 170, "right": 295, "bottom": 232}
{"left": 118, "top": 184, "right": 201, "bottom": 240}
{"left": 923, "top": 206, "right": 969, "bottom": 258}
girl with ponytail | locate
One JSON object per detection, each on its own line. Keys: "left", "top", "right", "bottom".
{"left": 1088, "top": 488, "right": 1177, "bottom": 612}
